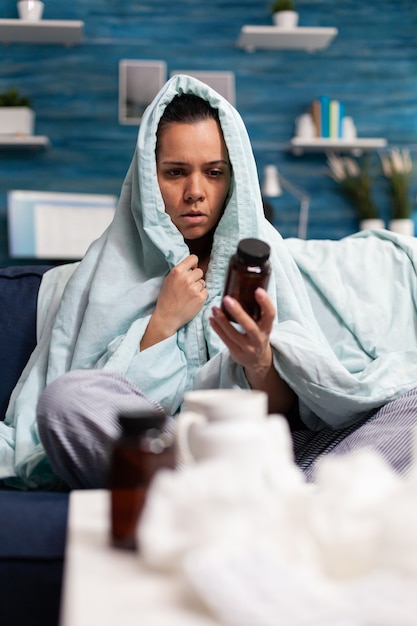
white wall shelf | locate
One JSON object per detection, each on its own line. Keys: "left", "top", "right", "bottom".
{"left": 289, "top": 137, "right": 387, "bottom": 156}
{"left": 0, "top": 19, "right": 84, "bottom": 45}
{"left": 0, "top": 135, "right": 50, "bottom": 149}
{"left": 237, "top": 26, "right": 338, "bottom": 52}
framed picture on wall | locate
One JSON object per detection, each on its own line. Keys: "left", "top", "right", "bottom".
{"left": 118, "top": 59, "right": 167, "bottom": 125}
{"left": 169, "top": 70, "right": 235, "bottom": 105}
{"left": 8, "top": 190, "right": 117, "bottom": 260}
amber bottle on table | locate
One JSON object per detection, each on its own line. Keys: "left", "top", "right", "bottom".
{"left": 110, "top": 409, "right": 175, "bottom": 550}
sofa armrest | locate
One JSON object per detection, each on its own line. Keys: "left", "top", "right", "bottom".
{"left": 0, "top": 265, "right": 53, "bottom": 420}
{"left": 0, "top": 490, "right": 69, "bottom": 626}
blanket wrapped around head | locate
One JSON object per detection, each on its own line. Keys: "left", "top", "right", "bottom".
{"left": 2, "top": 74, "right": 417, "bottom": 489}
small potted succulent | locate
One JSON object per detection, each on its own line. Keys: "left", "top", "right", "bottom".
{"left": 0, "top": 88, "right": 35, "bottom": 136}
{"left": 270, "top": 0, "right": 299, "bottom": 28}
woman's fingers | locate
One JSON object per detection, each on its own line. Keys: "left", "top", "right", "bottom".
{"left": 222, "top": 289, "right": 275, "bottom": 332}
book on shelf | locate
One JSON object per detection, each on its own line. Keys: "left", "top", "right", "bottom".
{"left": 319, "top": 94, "right": 330, "bottom": 138}
{"left": 309, "top": 100, "right": 321, "bottom": 137}
{"left": 329, "top": 99, "right": 340, "bottom": 138}
{"left": 307, "top": 96, "right": 347, "bottom": 140}
{"left": 338, "top": 100, "right": 345, "bottom": 138}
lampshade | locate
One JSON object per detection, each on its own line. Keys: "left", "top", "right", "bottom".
{"left": 261, "top": 165, "right": 282, "bottom": 197}
{"left": 261, "top": 164, "right": 310, "bottom": 239}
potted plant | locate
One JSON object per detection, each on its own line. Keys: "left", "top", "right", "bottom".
{"left": 380, "top": 148, "right": 414, "bottom": 236}
{"left": 0, "top": 88, "right": 35, "bottom": 136}
{"left": 327, "top": 153, "right": 384, "bottom": 231}
{"left": 270, "top": 0, "right": 299, "bottom": 28}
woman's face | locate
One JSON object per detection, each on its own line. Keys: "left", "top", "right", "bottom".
{"left": 156, "top": 119, "right": 231, "bottom": 241}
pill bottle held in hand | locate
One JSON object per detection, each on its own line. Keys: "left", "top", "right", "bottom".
{"left": 222, "top": 238, "right": 271, "bottom": 323}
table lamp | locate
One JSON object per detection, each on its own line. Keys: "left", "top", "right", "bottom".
{"left": 262, "top": 164, "right": 310, "bottom": 240}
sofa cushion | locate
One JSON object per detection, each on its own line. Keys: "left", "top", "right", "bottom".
{"left": 0, "top": 265, "right": 53, "bottom": 420}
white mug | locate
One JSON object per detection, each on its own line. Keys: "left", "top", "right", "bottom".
{"left": 176, "top": 389, "right": 269, "bottom": 464}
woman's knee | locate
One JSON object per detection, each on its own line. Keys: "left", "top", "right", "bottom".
{"left": 36, "top": 370, "right": 129, "bottom": 488}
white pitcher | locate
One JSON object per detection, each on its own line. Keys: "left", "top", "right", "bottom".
{"left": 176, "top": 389, "right": 287, "bottom": 465}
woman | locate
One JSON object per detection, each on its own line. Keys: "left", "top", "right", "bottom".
{"left": 3, "top": 76, "right": 302, "bottom": 489}
{"left": 3, "top": 75, "right": 417, "bottom": 489}
{"left": 144, "top": 92, "right": 294, "bottom": 413}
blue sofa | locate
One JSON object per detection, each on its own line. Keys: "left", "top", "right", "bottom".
{"left": 0, "top": 265, "right": 69, "bottom": 626}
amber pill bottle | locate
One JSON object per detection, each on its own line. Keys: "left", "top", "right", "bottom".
{"left": 110, "top": 410, "right": 175, "bottom": 550}
{"left": 222, "top": 238, "right": 271, "bottom": 322}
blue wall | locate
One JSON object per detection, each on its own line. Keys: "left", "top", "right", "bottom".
{"left": 1, "top": 0, "right": 416, "bottom": 265}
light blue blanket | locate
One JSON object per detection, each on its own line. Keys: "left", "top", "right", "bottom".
{"left": 285, "top": 229, "right": 417, "bottom": 386}
{"left": 2, "top": 74, "right": 417, "bottom": 489}
{"left": 283, "top": 229, "right": 417, "bottom": 422}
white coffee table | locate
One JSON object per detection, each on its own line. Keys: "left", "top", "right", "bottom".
{"left": 60, "top": 489, "right": 220, "bottom": 626}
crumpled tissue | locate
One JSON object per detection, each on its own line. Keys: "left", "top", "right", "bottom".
{"left": 137, "top": 415, "right": 417, "bottom": 626}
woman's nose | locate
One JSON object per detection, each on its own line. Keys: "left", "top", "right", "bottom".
{"left": 184, "top": 174, "right": 204, "bottom": 202}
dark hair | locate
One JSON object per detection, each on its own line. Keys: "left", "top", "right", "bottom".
{"left": 160, "top": 93, "right": 219, "bottom": 126}
{"left": 156, "top": 94, "right": 220, "bottom": 152}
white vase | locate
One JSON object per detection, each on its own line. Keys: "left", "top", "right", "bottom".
{"left": 389, "top": 218, "right": 414, "bottom": 237}
{"left": 341, "top": 116, "right": 357, "bottom": 140}
{"left": 17, "top": 0, "right": 44, "bottom": 21}
{"left": 272, "top": 11, "right": 299, "bottom": 28}
{"left": 295, "top": 113, "right": 315, "bottom": 139}
{"left": 359, "top": 219, "right": 385, "bottom": 231}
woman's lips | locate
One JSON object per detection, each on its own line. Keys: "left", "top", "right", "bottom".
{"left": 181, "top": 212, "right": 206, "bottom": 224}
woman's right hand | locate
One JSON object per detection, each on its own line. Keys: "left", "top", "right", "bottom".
{"left": 140, "top": 255, "right": 207, "bottom": 350}
{"left": 157, "top": 254, "right": 208, "bottom": 330}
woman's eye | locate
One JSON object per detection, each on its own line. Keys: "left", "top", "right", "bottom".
{"left": 166, "top": 169, "right": 182, "bottom": 177}
{"left": 208, "top": 169, "right": 222, "bottom": 178}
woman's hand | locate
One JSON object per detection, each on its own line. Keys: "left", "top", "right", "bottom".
{"left": 158, "top": 254, "right": 207, "bottom": 330}
{"left": 210, "top": 288, "right": 274, "bottom": 373}
{"left": 141, "top": 255, "right": 207, "bottom": 350}
{"left": 209, "top": 288, "right": 296, "bottom": 414}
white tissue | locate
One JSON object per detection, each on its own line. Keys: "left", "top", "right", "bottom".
{"left": 182, "top": 545, "right": 358, "bottom": 626}
{"left": 137, "top": 420, "right": 417, "bottom": 625}
{"left": 310, "top": 450, "right": 401, "bottom": 579}
{"left": 138, "top": 456, "right": 309, "bottom": 572}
